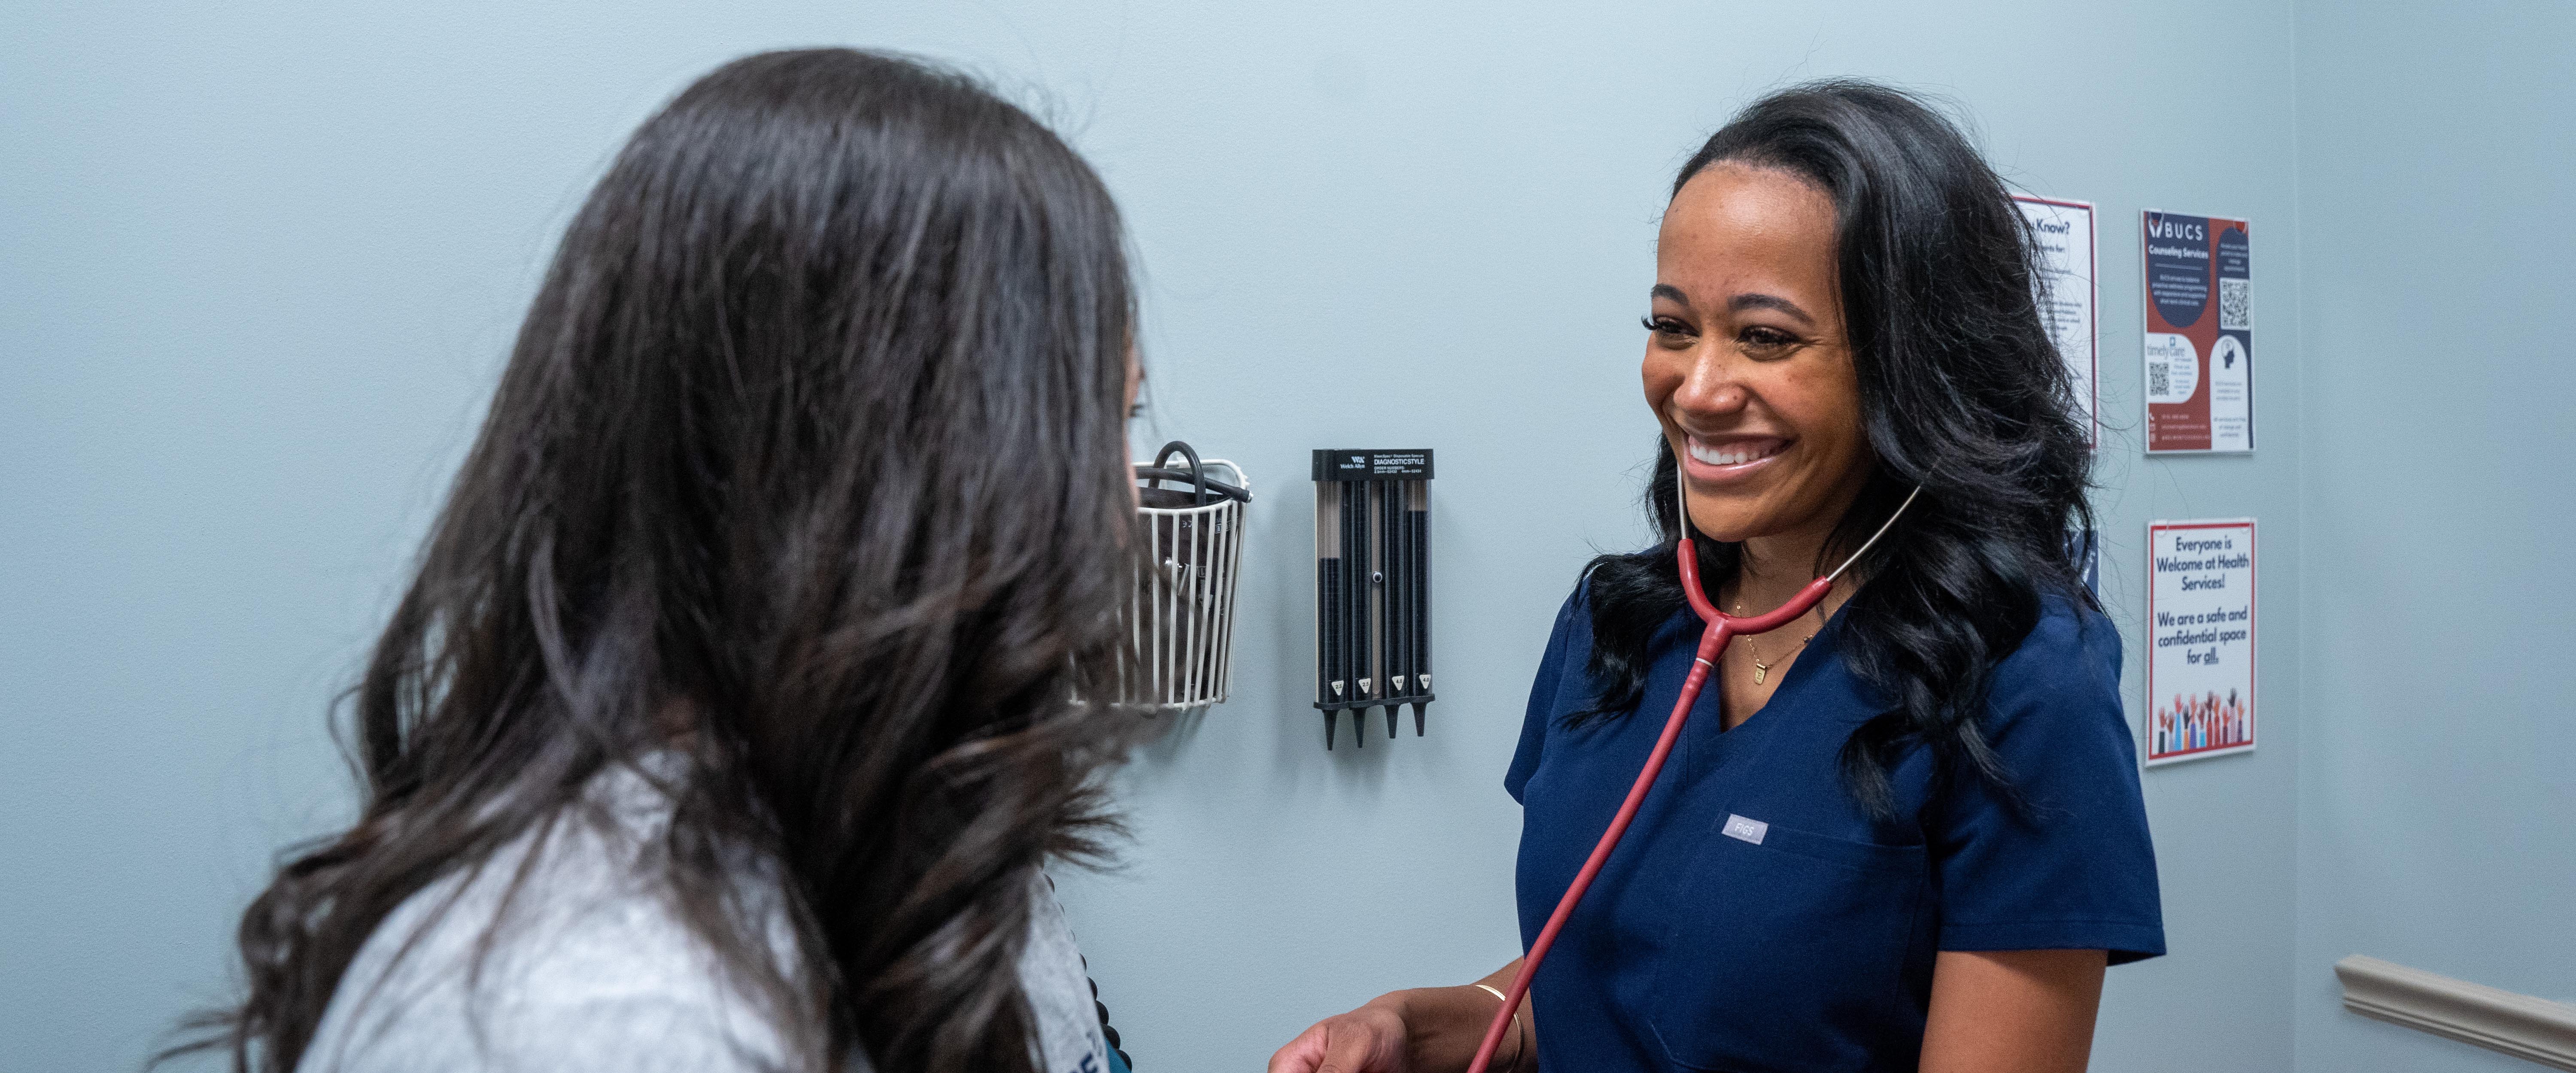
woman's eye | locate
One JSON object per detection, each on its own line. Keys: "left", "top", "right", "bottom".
{"left": 1737, "top": 326, "right": 1799, "bottom": 353}
{"left": 1641, "top": 315, "right": 1693, "bottom": 339}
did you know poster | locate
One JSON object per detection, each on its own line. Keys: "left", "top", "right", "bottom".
{"left": 2014, "top": 195, "right": 2098, "bottom": 447}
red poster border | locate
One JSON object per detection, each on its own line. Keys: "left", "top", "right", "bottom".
{"left": 2144, "top": 518, "right": 2257, "bottom": 766}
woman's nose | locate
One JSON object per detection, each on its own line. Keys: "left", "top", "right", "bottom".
{"left": 1667, "top": 350, "right": 1750, "bottom": 421}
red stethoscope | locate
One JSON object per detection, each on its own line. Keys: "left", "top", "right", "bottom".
{"left": 1464, "top": 480, "right": 1921, "bottom": 1073}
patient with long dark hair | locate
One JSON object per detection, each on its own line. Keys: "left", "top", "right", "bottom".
{"left": 172, "top": 48, "right": 1147, "bottom": 1073}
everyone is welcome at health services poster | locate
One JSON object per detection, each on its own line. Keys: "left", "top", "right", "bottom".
{"left": 2146, "top": 519, "right": 2256, "bottom": 765}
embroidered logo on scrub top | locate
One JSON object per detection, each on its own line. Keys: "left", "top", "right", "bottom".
{"left": 1721, "top": 814, "right": 1769, "bottom": 845}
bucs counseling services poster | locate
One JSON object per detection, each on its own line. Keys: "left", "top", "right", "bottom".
{"left": 2141, "top": 211, "right": 2252, "bottom": 452}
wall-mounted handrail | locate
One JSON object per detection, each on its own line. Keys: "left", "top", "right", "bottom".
{"left": 2335, "top": 955, "right": 2576, "bottom": 1070}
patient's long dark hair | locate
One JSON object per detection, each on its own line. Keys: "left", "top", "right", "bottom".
{"left": 173, "top": 48, "right": 1141, "bottom": 1073}
{"left": 1575, "top": 81, "right": 2094, "bottom": 818}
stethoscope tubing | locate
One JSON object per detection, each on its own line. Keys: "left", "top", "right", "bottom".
{"left": 1462, "top": 484, "right": 1919, "bottom": 1073}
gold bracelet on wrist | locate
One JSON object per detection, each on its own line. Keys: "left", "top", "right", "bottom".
{"left": 1470, "top": 984, "right": 1528, "bottom": 1071}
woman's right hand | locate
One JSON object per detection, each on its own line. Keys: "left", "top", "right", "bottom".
{"left": 1265, "top": 996, "right": 1418, "bottom": 1073}
{"left": 1268, "top": 964, "right": 1528, "bottom": 1073}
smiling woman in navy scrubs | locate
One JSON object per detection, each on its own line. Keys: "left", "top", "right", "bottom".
{"left": 1272, "top": 82, "right": 2163, "bottom": 1073}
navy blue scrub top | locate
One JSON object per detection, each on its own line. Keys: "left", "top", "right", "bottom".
{"left": 1505, "top": 585, "right": 2162, "bottom": 1073}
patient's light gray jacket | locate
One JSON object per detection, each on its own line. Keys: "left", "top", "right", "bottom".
{"left": 298, "top": 758, "right": 1109, "bottom": 1073}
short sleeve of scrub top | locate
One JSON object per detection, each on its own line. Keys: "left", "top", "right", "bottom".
{"left": 1504, "top": 584, "right": 2161, "bottom": 1073}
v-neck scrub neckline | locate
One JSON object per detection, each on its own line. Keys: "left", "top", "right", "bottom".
{"left": 1703, "top": 600, "right": 1841, "bottom": 737}
{"left": 1504, "top": 582, "right": 2162, "bottom": 1073}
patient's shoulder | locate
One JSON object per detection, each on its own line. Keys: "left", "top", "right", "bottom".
{"left": 297, "top": 764, "right": 811, "bottom": 1073}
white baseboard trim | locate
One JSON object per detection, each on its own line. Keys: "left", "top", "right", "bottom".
{"left": 2336, "top": 955, "right": 2576, "bottom": 1070}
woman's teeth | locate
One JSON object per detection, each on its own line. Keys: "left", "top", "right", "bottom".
{"left": 1688, "top": 439, "right": 1786, "bottom": 467}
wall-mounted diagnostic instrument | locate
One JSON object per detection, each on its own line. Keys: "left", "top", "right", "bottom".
{"left": 1115, "top": 442, "right": 1250, "bottom": 714}
{"left": 1312, "top": 449, "right": 1433, "bottom": 749}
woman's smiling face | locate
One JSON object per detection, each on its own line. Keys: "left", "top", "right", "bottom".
{"left": 1644, "top": 163, "right": 1874, "bottom": 546}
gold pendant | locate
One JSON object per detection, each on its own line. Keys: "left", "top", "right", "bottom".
{"left": 1753, "top": 663, "right": 1770, "bottom": 685}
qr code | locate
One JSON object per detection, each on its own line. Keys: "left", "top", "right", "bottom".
{"left": 2219, "top": 278, "right": 2251, "bottom": 330}
{"left": 2148, "top": 360, "right": 2169, "bottom": 397}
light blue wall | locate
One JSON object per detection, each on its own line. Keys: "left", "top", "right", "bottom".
{"left": 5, "top": 3, "right": 2313, "bottom": 1071}
{"left": 2291, "top": 3, "right": 2576, "bottom": 1071}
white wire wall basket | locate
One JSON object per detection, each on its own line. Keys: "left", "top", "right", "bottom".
{"left": 1115, "top": 443, "right": 1250, "bottom": 713}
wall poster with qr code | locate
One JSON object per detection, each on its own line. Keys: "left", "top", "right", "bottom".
{"left": 2145, "top": 518, "right": 2256, "bottom": 766}
{"left": 2142, "top": 211, "right": 2253, "bottom": 452}
{"left": 2014, "top": 195, "right": 2099, "bottom": 448}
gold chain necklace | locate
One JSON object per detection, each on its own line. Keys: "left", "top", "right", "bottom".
{"left": 1733, "top": 592, "right": 1819, "bottom": 686}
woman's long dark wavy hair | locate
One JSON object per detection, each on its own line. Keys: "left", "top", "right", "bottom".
{"left": 1575, "top": 80, "right": 2095, "bottom": 818}
{"left": 171, "top": 48, "right": 1145, "bottom": 1073}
